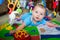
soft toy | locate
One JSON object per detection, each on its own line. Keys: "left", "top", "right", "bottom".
{"left": 20, "top": 0, "right": 27, "bottom": 8}
{"left": 9, "top": 11, "right": 21, "bottom": 25}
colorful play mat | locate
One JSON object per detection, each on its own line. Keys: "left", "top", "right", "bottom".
{"left": 0, "top": 18, "right": 60, "bottom": 40}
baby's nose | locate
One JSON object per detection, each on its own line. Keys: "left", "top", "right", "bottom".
{"left": 37, "top": 14, "right": 40, "bottom": 17}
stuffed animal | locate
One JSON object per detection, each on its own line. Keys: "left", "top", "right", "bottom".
{"left": 9, "top": 11, "right": 21, "bottom": 25}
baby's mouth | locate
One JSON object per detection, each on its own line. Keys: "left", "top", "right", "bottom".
{"left": 36, "top": 17, "right": 39, "bottom": 19}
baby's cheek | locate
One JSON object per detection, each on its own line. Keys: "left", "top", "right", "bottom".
{"left": 39, "top": 17, "right": 43, "bottom": 19}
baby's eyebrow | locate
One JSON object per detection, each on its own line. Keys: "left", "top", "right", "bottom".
{"left": 39, "top": 12, "right": 45, "bottom": 14}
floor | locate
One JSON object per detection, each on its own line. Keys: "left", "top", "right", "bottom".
{"left": 0, "top": 9, "right": 28, "bottom": 25}
{"left": 0, "top": 14, "right": 9, "bottom": 25}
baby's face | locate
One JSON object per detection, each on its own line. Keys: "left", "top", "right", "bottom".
{"left": 32, "top": 6, "right": 45, "bottom": 21}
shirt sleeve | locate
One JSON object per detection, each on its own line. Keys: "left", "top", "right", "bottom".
{"left": 21, "top": 12, "right": 32, "bottom": 20}
{"left": 41, "top": 19, "right": 47, "bottom": 24}
{"left": 24, "top": 16, "right": 31, "bottom": 26}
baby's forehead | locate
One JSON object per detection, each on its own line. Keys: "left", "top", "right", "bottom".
{"left": 34, "top": 6, "right": 45, "bottom": 10}
{"left": 34, "top": 6, "right": 45, "bottom": 11}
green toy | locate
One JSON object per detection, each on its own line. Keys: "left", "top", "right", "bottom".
{"left": 24, "top": 26, "right": 40, "bottom": 36}
{"left": 0, "top": 23, "right": 16, "bottom": 40}
{"left": 0, "top": 22, "right": 40, "bottom": 40}
{"left": 16, "top": 8, "right": 22, "bottom": 14}
{"left": 16, "top": 0, "right": 22, "bottom": 14}
{"left": 51, "top": 18, "right": 60, "bottom": 25}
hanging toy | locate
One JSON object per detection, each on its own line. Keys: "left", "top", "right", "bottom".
{"left": 41, "top": 0, "right": 49, "bottom": 16}
{"left": 8, "top": 0, "right": 18, "bottom": 14}
{"left": 28, "top": 0, "right": 34, "bottom": 13}
{"left": 20, "top": 0, "right": 27, "bottom": 8}
{"left": 30, "top": 7, "right": 32, "bottom": 13}
{"left": 53, "top": 0, "right": 57, "bottom": 10}
{"left": 52, "top": 10, "right": 57, "bottom": 18}
{"left": 52, "top": 0, "right": 58, "bottom": 18}
{"left": 41, "top": 0, "right": 46, "bottom": 8}
{"left": 16, "top": 0, "right": 22, "bottom": 14}
{"left": 9, "top": 11, "right": 20, "bottom": 25}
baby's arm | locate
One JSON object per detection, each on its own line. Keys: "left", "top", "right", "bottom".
{"left": 10, "top": 22, "right": 25, "bottom": 34}
{"left": 46, "top": 22, "right": 58, "bottom": 27}
{"left": 16, "top": 22, "right": 25, "bottom": 31}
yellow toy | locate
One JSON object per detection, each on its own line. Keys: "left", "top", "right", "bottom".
{"left": 6, "top": 25, "right": 13, "bottom": 30}
{"left": 53, "top": 11, "right": 57, "bottom": 17}
{"left": 0, "top": 23, "right": 9, "bottom": 30}
{"left": 8, "top": 0, "right": 18, "bottom": 11}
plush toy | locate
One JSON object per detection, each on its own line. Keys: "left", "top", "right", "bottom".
{"left": 9, "top": 11, "right": 21, "bottom": 25}
{"left": 20, "top": 0, "right": 27, "bottom": 8}
{"left": 28, "top": 0, "right": 34, "bottom": 10}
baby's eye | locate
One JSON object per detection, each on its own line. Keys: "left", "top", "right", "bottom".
{"left": 35, "top": 11, "right": 38, "bottom": 13}
{"left": 40, "top": 13, "right": 43, "bottom": 15}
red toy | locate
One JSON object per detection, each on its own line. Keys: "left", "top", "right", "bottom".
{"left": 8, "top": 8, "right": 13, "bottom": 14}
{"left": 53, "top": 0, "right": 58, "bottom": 9}
{"left": 13, "top": 30, "right": 31, "bottom": 40}
{"left": 53, "top": 1, "right": 57, "bottom": 9}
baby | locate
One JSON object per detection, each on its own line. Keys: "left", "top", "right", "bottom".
{"left": 10, "top": 3, "right": 58, "bottom": 33}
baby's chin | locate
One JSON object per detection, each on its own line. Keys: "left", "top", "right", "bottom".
{"left": 35, "top": 19, "right": 41, "bottom": 21}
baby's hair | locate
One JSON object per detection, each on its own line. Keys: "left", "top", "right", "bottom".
{"left": 33, "top": 2, "right": 46, "bottom": 10}
{"left": 34, "top": 2, "right": 45, "bottom": 9}
{"left": 36, "top": 3, "right": 44, "bottom": 8}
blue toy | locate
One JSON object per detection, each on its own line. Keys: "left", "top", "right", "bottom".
{"left": 5, "top": 33, "right": 13, "bottom": 37}
{"left": 56, "top": 27, "right": 60, "bottom": 31}
{"left": 41, "top": 0, "right": 46, "bottom": 8}
{"left": 44, "top": 16, "right": 51, "bottom": 21}
{"left": 0, "top": 0, "right": 4, "bottom": 5}
{"left": 41, "top": 0, "right": 48, "bottom": 16}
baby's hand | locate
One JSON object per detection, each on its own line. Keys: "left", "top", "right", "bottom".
{"left": 48, "top": 24, "right": 58, "bottom": 28}
{"left": 54, "top": 24, "right": 58, "bottom": 27}
{"left": 10, "top": 30, "right": 15, "bottom": 34}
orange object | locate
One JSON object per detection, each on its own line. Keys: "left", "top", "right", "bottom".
{"left": 13, "top": 30, "right": 31, "bottom": 40}
{"left": 8, "top": 0, "right": 18, "bottom": 14}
